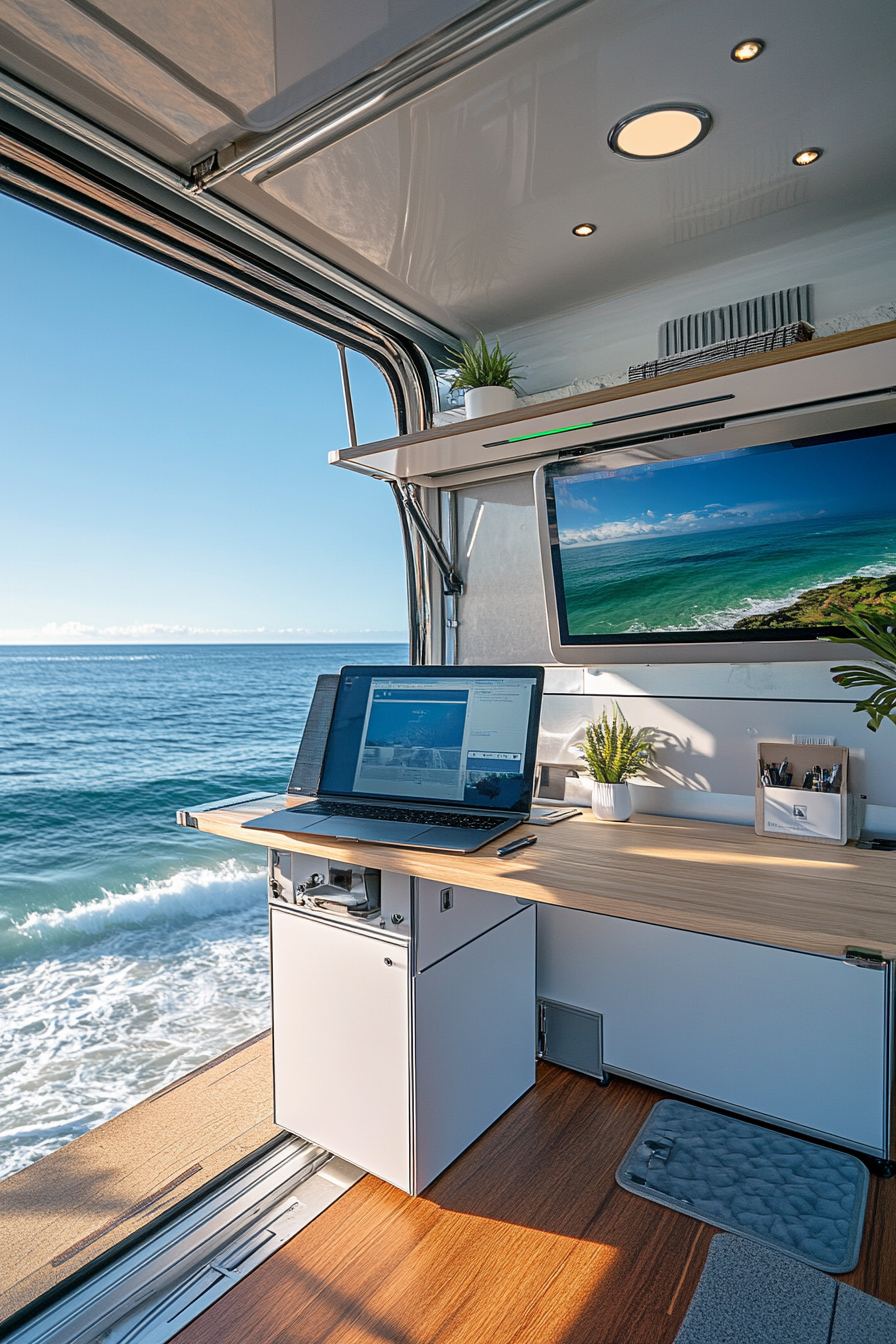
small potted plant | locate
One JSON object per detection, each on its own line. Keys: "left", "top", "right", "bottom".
{"left": 442, "top": 332, "right": 524, "bottom": 419}
{"left": 575, "top": 703, "right": 656, "bottom": 822}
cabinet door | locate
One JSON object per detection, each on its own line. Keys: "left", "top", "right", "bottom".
{"left": 416, "top": 878, "right": 522, "bottom": 971}
{"left": 537, "top": 906, "right": 890, "bottom": 1155}
{"left": 414, "top": 905, "right": 535, "bottom": 1191}
{"left": 270, "top": 908, "right": 412, "bottom": 1191}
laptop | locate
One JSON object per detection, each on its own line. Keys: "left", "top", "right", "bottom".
{"left": 243, "top": 664, "right": 544, "bottom": 853}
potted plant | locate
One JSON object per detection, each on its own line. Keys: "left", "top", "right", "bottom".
{"left": 826, "top": 601, "right": 896, "bottom": 732}
{"left": 574, "top": 703, "right": 656, "bottom": 822}
{"left": 442, "top": 332, "right": 524, "bottom": 419}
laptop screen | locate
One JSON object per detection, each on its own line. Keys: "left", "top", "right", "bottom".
{"left": 318, "top": 665, "right": 544, "bottom": 813}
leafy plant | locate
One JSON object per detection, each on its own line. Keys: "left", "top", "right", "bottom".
{"left": 825, "top": 600, "right": 896, "bottom": 732}
{"left": 441, "top": 333, "right": 524, "bottom": 392}
{"left": 575, "top": 703, "right": 656, "bottom": 783}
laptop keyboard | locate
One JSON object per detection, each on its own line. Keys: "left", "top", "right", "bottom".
{"left": 297, "top": 801, "right": 504, "bottom": 831}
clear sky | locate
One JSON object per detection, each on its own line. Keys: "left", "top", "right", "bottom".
{"left": 0, "top": 194, "right": 408, "bottom": 642}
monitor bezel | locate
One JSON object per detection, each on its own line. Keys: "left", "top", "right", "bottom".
{"left": 535, "top": 413, "right": 896, "bottom": 665}
{"left": 319, "top": 664, "right": 545, "bottom": 813}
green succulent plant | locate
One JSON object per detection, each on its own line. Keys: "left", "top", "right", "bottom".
{"left": 441, "top": 332, "right": 524, "bottom": 392}
{"left": 575, "top": 703, "right": 656, "bottom": 783}
{"left": 826, "top": 600, "right": 896, "bottom": 732}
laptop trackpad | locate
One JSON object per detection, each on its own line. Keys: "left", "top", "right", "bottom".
{"left": 307, "top": 816, "right": 430, "bottom": 843}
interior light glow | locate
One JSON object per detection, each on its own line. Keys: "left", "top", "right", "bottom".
{"left": 731, "top": 39, "right": 765, "bottom": 62}
{"left": 793, "top": 148, "right": 822, "bottom": 166}
{"left": 608, "top": 105, "right": 712, "bottom": 159}
{"left": 572, "top": 222, "right": 596, "bottom": 236}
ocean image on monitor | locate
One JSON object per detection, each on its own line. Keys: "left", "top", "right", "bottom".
{"left": 552, "top": 429, "right": 896, "bottom": 640}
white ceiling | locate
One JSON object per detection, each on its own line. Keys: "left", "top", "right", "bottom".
{"left": 2, "top": 0, "right": 894, "bottom": 338}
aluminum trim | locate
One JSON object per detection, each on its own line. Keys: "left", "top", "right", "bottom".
{"left": 193, "top": 0, "right": 596, "bottom": 189}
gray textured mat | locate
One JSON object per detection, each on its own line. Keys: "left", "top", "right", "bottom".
{"left": 674, "top": 1235, "right": 896, "bottom": 1344}
{"left": 617, "top": 1099, "right": 868, "bottom": 1272}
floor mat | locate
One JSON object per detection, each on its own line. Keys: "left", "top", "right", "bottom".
{"left": 674, "top": 1234, "right": 896, "bottom": 1344}
{"left": 616, "top": 1098, "right": 868, "bottom": 1272}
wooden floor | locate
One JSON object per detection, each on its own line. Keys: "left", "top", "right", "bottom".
{"left": 173, "top": 1064, "right": 896, "bottom": 1344}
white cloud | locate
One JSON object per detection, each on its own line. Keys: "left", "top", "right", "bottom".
{"left": 0, "top": 622, "right": 408, "bottom": 645}
{"left": 559, "top": 503, "right": 758, "bottom": 547}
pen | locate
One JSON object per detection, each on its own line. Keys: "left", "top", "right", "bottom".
{"left": 496, "top": 834, "right": 538, "bottom": 858}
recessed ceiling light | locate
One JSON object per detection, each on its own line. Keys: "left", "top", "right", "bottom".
{"left": 731, "top": 39, "right": 765, "bottom": 62}
{"left": 572, "top": 223, "right": 596, "bottom": 236}
{"left": 608, "top": 105, "right": 712, "bottom": 159}
{"left": 793, "top": 148, "right": 822, "bottom": 166}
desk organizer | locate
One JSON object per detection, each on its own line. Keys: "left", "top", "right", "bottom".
{"left": 755, "top": 742, "right": 851, "bottom": 845}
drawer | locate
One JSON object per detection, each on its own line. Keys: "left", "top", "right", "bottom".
{"left": 416, "top": 878, "right": 522, "bottom": 971}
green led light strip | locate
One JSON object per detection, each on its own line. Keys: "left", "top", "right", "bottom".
{"left": 481, "top": 393, "right": 734, "bottom": 449}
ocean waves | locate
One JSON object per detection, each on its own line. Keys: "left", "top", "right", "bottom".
{"left": 6, "top": 859, "right": 266, "bottom": 956}
{"left": 0, "top": 863, "right": 270, "bottom": 1179}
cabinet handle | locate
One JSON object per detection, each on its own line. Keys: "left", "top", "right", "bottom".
{"left": 384, "top": 957, "right": 393, "bottom": 967}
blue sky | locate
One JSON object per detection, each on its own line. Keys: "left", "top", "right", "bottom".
{"left": 555, "top": 435, "right": 896, "bottom": 547}
{"left": 0, "top": 195, "right": 408, "bottom": 642}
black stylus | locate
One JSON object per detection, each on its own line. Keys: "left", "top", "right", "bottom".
{"left": 496, "top": 834, "right": 538, "bottom": 858}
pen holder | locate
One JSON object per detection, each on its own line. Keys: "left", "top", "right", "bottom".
{"left": 754, "top": 742, "right": 850, "bottom": 845}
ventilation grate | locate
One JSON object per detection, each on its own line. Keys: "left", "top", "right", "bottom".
{"left": 659, "top": 285, "right": 813, "bottom": 356}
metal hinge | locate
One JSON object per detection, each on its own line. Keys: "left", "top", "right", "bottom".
{"left": 176, "top": 810, "right": 198, "bottom": 828}
{"left": 537, "top": 1001, "right": 547, "bottom": 1058}
{"left": 845, "top": 946, "right": 886, "bottom": 969}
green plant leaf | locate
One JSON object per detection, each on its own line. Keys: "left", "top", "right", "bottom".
{"left": 574, "top": 703, "right": 655, "bottom": 783}
{"left": 824, "top": 601, "right": 896, "bottom": 732}
{"left": 439, "top": 332, "right": 524, "bottom": 392}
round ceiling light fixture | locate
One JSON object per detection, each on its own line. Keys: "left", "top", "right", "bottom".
{"left": 731, "top": 39, "right": 765, "bottom": 62}
{"left": 608, "top": 104, "right": 712, "bottom": 159}
{"left": 793, "top": 147, "right": 822, "bottom": 166}
{"left": 572, "top": 222, "right": 597, "bottom": 236}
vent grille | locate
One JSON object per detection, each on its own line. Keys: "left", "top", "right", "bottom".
{"left": 659, "top": 285, "right": 813, "bottom": 356}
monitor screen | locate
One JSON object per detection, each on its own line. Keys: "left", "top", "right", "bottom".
{"left": 319, "top": 665, "right": 544, "bottom": 811}
{"left": 542, "top": 423, "right": 896, "bottom": 646}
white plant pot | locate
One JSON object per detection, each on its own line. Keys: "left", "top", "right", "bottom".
{"left": 464, "top": 385, "right": 517, "bottom": 419}
{"left": 591, "top": 781, "right": 633, "bottom": 822}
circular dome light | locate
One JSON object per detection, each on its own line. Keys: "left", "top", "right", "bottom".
{"left": 731, "top": 39, "right": 765, "bottom": 62}
{"left": 608, "top": 104, "right": 712, "bottom": 159}
{"left": 572, "top": 222, "right": 596, "bottom": 236}
{"left": 793, "top": 147, "right": 822, "bottom": 166}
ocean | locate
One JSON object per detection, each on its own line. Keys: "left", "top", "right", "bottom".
{"left": 0, "top": 643, "right": 407, "bottom": 1179}
{"left": 560, "top": 515, "right": 896, "bottom": 635}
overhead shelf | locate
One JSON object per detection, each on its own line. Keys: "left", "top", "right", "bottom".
{"left": 330, "top": 322, "right": 896, "bottom": 485}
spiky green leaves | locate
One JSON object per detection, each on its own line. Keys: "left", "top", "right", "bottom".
{"left": 440, "top": 333, "right": 524, "bottom": 392}
{"left": 575, "top": 703, "right": 656, "bottom": 783}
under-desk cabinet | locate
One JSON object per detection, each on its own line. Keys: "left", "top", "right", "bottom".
{"left": 537, "top": 906, "right": 893, "bottom": 1158}
{"left": 270, "top": 884, "right": 535, "bottom": 1195}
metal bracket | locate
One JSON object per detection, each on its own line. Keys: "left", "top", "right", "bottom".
{"left": 845, "top": 946, "right": 886, "bottom": 968}
{"left": 393, "top": 481, "right": 463, "bottom": 596}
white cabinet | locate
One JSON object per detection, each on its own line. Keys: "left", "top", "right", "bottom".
{"left": 271, "top": 895, "right": 535, "bottom": 1194}
{"left": 537, "top": 905, "right": 892, "bottom": 1157}
{"left": 270, "top": 907, "right": 412, "bottom": 1190}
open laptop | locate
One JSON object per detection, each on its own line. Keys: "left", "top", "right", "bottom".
{"left": 243, "top": 664, "right": 544, "bottom": 853}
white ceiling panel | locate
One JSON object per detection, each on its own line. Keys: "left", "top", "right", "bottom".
{"left": 255, "top": 0, "right": 896, "bottom": 331}
{"left": 1, "top": 0, "right": 893, "bottom": 338}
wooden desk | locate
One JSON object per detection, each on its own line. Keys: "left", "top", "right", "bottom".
{"left": 181, "top": 796, "right": 896, "bottom": 960}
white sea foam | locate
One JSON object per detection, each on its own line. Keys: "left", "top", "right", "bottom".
{"left": 0, "top": 868, "right": 271, "bottom": 1179}
{"left": 625, "top": 564, "right": 896, "bottom": 635}
{"left": 12, "top": 860, "right": 265, "bottom": 946}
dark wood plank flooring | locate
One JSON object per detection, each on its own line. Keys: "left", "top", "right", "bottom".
{"left": 174, "top": 1064, "right": 896, "bottom": 1344}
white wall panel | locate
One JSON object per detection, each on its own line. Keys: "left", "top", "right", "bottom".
{"left": 537, "top": 905, "right": 890, "bottom": 1153}
{"left": 455, "top": 474, "right": 553, "bottom": 665}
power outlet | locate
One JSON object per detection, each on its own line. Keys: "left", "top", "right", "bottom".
{"left": 440, "top": 887, "right": 454, "bottom": 912}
